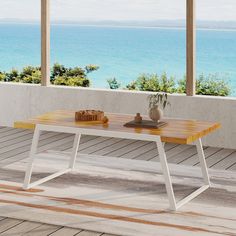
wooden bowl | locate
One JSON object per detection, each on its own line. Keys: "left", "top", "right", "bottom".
{"left": 75, "top": 110, "right": 104, "bottom": 121}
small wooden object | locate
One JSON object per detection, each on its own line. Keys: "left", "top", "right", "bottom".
{"left": 102, "top": 116, "right": 109, "bottom": 124}
{"left": 134, "top": 113, "right": 142, "bottom": 123}
{"left": 75, "top": 110, "right": 104, "bottom": 121}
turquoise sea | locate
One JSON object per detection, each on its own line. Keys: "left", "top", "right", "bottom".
{"left": 0, "top": 23, "right": 236, "bottom": 95}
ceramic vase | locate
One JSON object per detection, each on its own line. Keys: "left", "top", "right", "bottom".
{"left": 149, "top": 106, "right": 163, "bottom": 123}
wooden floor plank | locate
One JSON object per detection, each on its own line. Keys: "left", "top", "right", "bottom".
{"left": 50, "top": 135, "right": 99, "bottom": 153}
{"left": 180, "top": 146, "right": 222, "bottom": 166}
{"left": 195, "top": 148, "right": 236, "bottom": 168}
{"left": 0, "top": 218, "right": 23, "bottom": 234}
{"left": 79, "top": 137, "right": 111, "bottom": 153}
{"left": 49, "top": 227, "right": 82, "bottom": 236}
{"left": 133, "top": 147, "right": 157, "bottom": 161}
{"left": 0, "top": 220, "right": 42, "bottom": 235}
{"left": 134, "top": 143, "right": 178, "bottom": 161}
{"left": 0, "top": 132, "right": 67, "bottom": 156}
{"left": 0, "top": 132, "right": 33, "bottom": 149}
{"left": 0, "top": 133, "right": 35, "bottom": 154}
{"left": 107, "top": 140, "right": 149, "bottom": 158}
{"left": 61, "top": 136, "right": 109, "bottom": 152}
{"left": 101, "top": 234, "right": 116, "bottom": 236}
{"left": 0, "top": 134, "right": 98, "bottom": 167}
{"left": 167, "top": 145, "right": 200, "bottom": 164}
{"left": 229, "top": 163, "right": 236, "bottom": 171}
{"left": 0, "top": 132, "right": 71, "bottom": 155}
{"left": 212, "top": 151, "right": 236, "bottom": 170}
{"left": 0, "top": 130, "right": 32, "bottom": 144}
{"left": 0, "top": 135, "right": 73, "bottom": 167}
{"left": 0, "top": 129, "right": 26, "bottom": 139}
{"left": 0, "top": 133, "right": 72, "bottom": 163}
{"left": 24, "top": 224, "right": 62, "bottom": 236}
{"left": 92, "top": 139, "right": 137, "bottom": 156}
{"left": 150, "top": 144, "right": 191, "bottom": 162}
{"left": 82, "top": 138, "right": 122, "bottom": 155}
{"left": 76, "top": 231, "right": 102, "bottom": 236}
{"left": 121, "top": 142, "right": 156, "bottom": 159}
{"left": 0, "top": 127, "right": 17, "bottom": 134}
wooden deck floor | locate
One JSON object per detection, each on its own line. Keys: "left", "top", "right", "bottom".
{"left": 0, "top": 126, "right": 235, "bottom": 235}
{"left": 0, "top": 217, "right": 114, "bottom": 236}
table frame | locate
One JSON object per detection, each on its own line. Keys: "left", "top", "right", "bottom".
{"left": 23, "top": 124, "right": 210, "bottom": 211}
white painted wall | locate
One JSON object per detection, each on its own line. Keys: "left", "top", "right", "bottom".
{"left": 0, "top": 82, "right": 236, "bottom": 149}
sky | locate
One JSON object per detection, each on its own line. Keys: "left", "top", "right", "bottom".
{"left": 0, "top": 0, "right": 236, "bottom": 22}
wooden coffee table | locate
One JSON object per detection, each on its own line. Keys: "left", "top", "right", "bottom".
{"left": 14, "top": 110, "right": 220, "bottom": 211}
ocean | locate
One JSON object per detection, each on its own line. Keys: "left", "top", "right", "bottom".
{"left": 0, "top": 23, "right": 236, "bottom": 96}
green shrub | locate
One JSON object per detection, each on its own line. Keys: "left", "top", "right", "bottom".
{"left": 22, "top": 70, "right": 41, "bottom": 84}
{"left": 66, "top": 67, "right": 86, "bottom": 77}
{"left": 0, "top": 64, "right": 231, "bottom": 96}
{"left": 126, "top": 73, "right": 176, "bottom": 93}
{"left": 5, "top": 69, "right": 19, "bottom": 82}
{"left": 0, "top": 72, "right": 6, "bottom": 81}
{"left": 20, "top": 66, "right": 40, "bottom": 78}
{"left": 177, "top": 74, "right": 231, "bottom": 96}
{"left": 197, "top": 74, "right": 231, "bottom": 96}
{"left": 51, "top": 63, "right": 67, "bottom": 79}
{"left": 107, "top": 78, "right": 121, "bottom": 89}
{"left": 50, "top": 63, "right": 98, "bottom": 87}
{"left": 53, "top": 76, "right": 90, "bottom": 87}
{"left": 52, "top": 76, "right": 67, "bottom": 86}
{"left": 67, "top": 77, "right": 90, "bottom": 87}
{"left": 176, "top": 75, "right": 186, "bottom": 94}
{"left": 0, "top": 63, "right": 97, "bottom": 87}
{"left": 85, "top": 64, "right": 99, "bottom": 74}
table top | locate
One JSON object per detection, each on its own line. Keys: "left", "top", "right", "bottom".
{"left": 14, "top": 110, "right": 220, "bottom": 144}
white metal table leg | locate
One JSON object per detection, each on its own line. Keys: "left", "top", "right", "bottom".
{"left": 156, "top": 138, "right": 177, "bottom": 210}
{"left": 196, "top": 138, "right": 210, "bottom": 185}
{"left": 23, "top": 125, "right": 80, "bottom": 190}
{"left": 69, "top": 133, "right": 81, "bottom": 169}
{"left": 23, "top": 126, "right": 41, "bottom": 189}
{"left": 156, "top": 137, "right": 211, "bottom": 211}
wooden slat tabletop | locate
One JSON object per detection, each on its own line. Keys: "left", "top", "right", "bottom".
{"left": 14, "top": 110, "right": 220, "bottom": 145}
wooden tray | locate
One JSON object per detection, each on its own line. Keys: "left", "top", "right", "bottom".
{"left": 124, "top": 120, "right": 167, "bottom": 129}
{"left": 75, "top": 110, "right": 104, "bottom": 121}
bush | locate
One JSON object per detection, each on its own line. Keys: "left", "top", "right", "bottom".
{"left": 22, "top": 70, "right": 41, "bottom": 84}
{"left": 5, "top": 69, "right": 19, "bottom": 82}
{"left": 52, "top": 76, "right": 67, "bottom": 86}
{"left": 85, "top": 64, "right": 99, "bottom": 74}
{"left": 66, "top": 77, "right": 90, "bottom": 87}
{"left": 20, "top": 66, "right": 40, "bottom": 78}
{"left": 53, "top": 76, "right": 90, "bottom": 87}
{"left": 51, "top": 63, "right": 67, "bottom": 79}
{"left": 65, "top": 67, "right": 86, "bottom": 77}
{"left": 0, "top": 63, "right": 97, "bottom": 87}
{"left": 0, "top": 64, "right": 231, "bottom": 96}
{"left": 107, "top": 78, "right": 121, "bottom": 89}
{"left": 0, "top": 72, "right": 6, "bottom": 81}
{"left": 177, "top": 74, "right": 231, "bottom": 96}
{"left": 51, "top": 63, "right": 98, "bottom": 87}
{"left": 126, "top": 73, "right": 176, "bottom": 93}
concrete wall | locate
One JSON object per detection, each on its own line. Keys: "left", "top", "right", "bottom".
{"left": 1, "top": 82, "right": 236, "bottom": 149}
